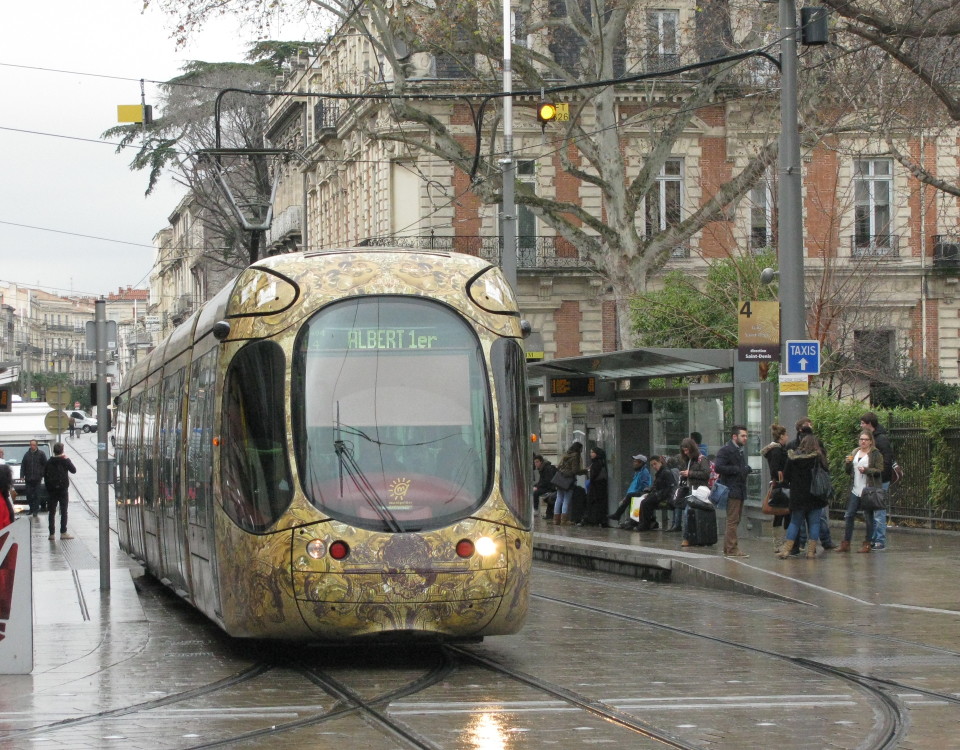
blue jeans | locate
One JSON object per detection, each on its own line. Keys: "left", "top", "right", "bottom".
{"left": 785, "top": 508, "right": 820, "bottom": 544}
{"left": 555, "top": 487, "right": 574, "bottom": 515}
{"left": 871, "top": 482, "right": 890, "bottom": 545}
{"left": 796, "top": 507, "right": 832, "bottom": 547}
{"left": 843, "top": 491, "right": 875, "bottom": 544}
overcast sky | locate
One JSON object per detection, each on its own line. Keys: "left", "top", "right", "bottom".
{"left": 1, "top": 1, "right": 316, "bottom": 298}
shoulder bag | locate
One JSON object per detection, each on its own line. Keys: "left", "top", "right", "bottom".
{"left": 708, "top": 481, "right": 729, "bottom": 510}
{"left": 761, "top": 483, "right": 790, "bottom": 516}
{"left": 668, "top": 484, "right": 689, "bottom": 509}
{"left": 550, "top": 472, "right": 574, "bottom": 491}
{"left": 810, "top": 463, "right": 833, "bottom": 500}
{"left": 859, "top": 486, "right": 888, "bottom": 512}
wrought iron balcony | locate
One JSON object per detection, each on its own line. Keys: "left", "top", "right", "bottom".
{"left": 851, "top": 234, "right": 900, "bottom": 257}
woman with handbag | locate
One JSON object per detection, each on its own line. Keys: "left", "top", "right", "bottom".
{"left": 579, "top": 447, "right": 609, "bottom": 526}
{"left": 777, "top": 434, "right": 830, "bottom": 559}
{"left": 673, "top": 438, "right": 711, "bottom": 546}
{"left": 761, "top": 424, "right": 791, "bottom": 552}
{"left": 838, "top": 431, "right": 884, "bottom": 553}
{"left": 552, "top": 441, "right": 585, "bottom": 525}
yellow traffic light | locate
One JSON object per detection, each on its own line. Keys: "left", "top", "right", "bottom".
{"left": 537, "top": 102, "right": 557, "bottom": 123}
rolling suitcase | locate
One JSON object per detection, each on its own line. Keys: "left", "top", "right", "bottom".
{"left": 569, "top": 485, "right": 587, "bottom": 524}
{"left": 684, "top": 506, "right": 718, "bottom": 546}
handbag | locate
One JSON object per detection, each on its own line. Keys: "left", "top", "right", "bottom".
{"left": 810, "top": 463, "right": 833, "bottom": 500}
{"left": 550, "top": 472, "right": 574, "bottom": 490}
{"left": 761, "top": 483, "right": 790, "bottom": 516}
{"left": 668, "top": 484, "right": 689, "bottom": 509}
{"left": 859, "top": 486, "right": 888, "bottom": 512}
{"left": 709, "top": 481, "right": 729, "bottom": 510}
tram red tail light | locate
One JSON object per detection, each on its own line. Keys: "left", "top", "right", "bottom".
{"left": 455, "top": 539, "right": 475, "bottom": 558}
{"left": 329, "top": 540, "right": 350, "bottom": 560}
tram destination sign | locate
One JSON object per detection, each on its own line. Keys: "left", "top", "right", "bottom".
{"left": 737, "top": 300, "right": 780, "bottom": 362}
{"left": 310, "top": 326, "right": 442, "bottom": 351}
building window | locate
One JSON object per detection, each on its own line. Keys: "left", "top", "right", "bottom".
{"left": 854, "top": 329, "right": 896, "bottom": 375}
{"left": 500, "top": 160, "right": 538, "bottom": 266}
{"left": 646, "top": 158, "right": 683, "bottom": 235}
{"left": 750, "top": 175, "right": 775, "bottom": 252}
{"left": 853, "top": 159, "right": 893, "bottom": 255}
{"left": 647, "top": 10, "right": 680, "bottom": 72}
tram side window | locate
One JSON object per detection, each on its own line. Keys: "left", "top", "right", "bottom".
{"left": 187, "top": 349, "right": 217, "bottom": 526}
{"left": 160, "top": 369, "right": 184, "bottom": 509}
{"left": 491, "top": 338, "right": 532, "bottom": 527}
{"left": 222, "top": 341, "right": 293, "bottom": 532}
{"left": 129, "top": 394, "right": 144, "bottom": 505}
{"left": 144, "top": 385, "right": 161, "bottom": 508}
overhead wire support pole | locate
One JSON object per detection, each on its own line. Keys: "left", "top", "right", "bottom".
{"left": 95, "top": 298, "right": 111, "bottom": 591}
{"left": 500, "top": 0, "right": 517, "bottom": 289}
{"left": 777, "top": 0, "right": 808, "bottom": 430}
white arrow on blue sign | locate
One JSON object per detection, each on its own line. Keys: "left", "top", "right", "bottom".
{"left": 784, "top": 340, "right": 821, "bottom": 375}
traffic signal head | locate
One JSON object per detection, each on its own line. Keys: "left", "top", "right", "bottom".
{"left": 537, "top": 102, "right": 557, "bottom": 123}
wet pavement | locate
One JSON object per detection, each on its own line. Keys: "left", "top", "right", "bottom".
{"left": 1, "top": 435, "right": 958, "bottom": 749}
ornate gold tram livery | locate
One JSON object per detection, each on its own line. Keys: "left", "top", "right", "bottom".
{"left": 115, "top": 249, "right": 532, "bottom": 639}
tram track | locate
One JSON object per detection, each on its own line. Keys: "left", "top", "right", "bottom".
{"left": 531, "top": 590, "right": 910, "bottom": 749}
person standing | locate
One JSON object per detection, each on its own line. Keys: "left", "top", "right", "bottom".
{"left": 673, "top": 438, "right": 711, "bottom": 543}
{"left": 552, "top": 441, "right": 585, "bottom": 526}
{"left": 838, "top": 431, "right": 883, "bottom": 553}
{"left": 761, "top": 424, "right": 790, "bottom": 553}
{"left": 860, "top": 412, "right": 894, "bottom": 551}
{"left": 20, "top": 440, "right": 48, "bottom": 518}
{"left": 715, "top": 425, "right": 752, "bottom": 558}
{"left": 579, "top": 447, "right": 609, "bottom": 526}
{"left": 68, "top": 415, "right": 76, "bottom": 439}
{"left": 43, "top": 442, "right": 77, "bottom": 541}
{"left": 786, "top": 416, "right": 837, "bottom": 551}
{"left": 778, "top": 434, "right": 830, "bottom": 558}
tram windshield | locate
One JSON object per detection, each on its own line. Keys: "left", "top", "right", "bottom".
{"left": 292, "top": 297, "right": 492, "bottom": 531}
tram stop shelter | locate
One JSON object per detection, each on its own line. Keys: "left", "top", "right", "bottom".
{"left": 527, "top": 348, "right": 776, "bottom": 525}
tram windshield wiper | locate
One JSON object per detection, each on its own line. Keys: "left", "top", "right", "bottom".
{"left": 333, "top": 439, "right": 404, "bottom": 533}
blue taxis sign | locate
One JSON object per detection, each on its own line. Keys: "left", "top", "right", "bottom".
{"left": 784, "top": 340, "right": 820, "bottom": 375}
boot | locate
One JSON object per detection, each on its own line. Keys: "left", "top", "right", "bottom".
{"left": 554, "top": 513, "right": 564, "bottom": 526}
{"left": 777, "top": 539, "right": 795, "bottom": 559}
{"left": 837, "top": 540, "right": 850, "bottom": 553}
{"left": 857, "top": 541, "right": 872, "bottom": 553}
{"left": 807, "top": 540, "right": 818, "bottom": 558}
{"left": 773, "top": 534, "right": 785, "bottom": 553}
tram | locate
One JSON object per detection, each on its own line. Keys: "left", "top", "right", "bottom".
{"left": 114, "top": 248, "right": 532, "bottom": 640}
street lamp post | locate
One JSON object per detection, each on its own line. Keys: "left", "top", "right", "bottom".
{"left": 777, "top": 0, "right": 808, "bottom": 431}
{"left": 500, "top": 0, "right": 517, "bottom": 290}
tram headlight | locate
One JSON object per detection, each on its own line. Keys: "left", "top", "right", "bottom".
{"left": 475, "top": 536, "right": 498, "bottom": 557}
{"left": 306, "top": 540, "right": 326, "bottom": 559}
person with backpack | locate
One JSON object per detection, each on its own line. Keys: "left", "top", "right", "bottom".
{"left": 777, "top": 434, "right": 831, "bottom": 559}
{"left": 860, "top": 412, "right": 894, "bottom": 551}
{"left": 43, "top": 442, "right": 77, "bottom": 541}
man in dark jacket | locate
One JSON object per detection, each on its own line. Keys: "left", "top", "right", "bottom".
{"left": 20, "top": 439, "right": 48, "bottom": 518}
{"left": 533, "top": 455, "right": 557, "bottom": 518}
{"left": 861, "top": 412, "right": 894, "bottom": 551}
{"left": 714, "top": 425, "right": 752, "bottom": 557}
{"left": 43, "top": 442, "right": 77, "bottom": 541}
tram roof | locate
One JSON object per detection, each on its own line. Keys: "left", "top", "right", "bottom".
{"left": 527, "top": 348, "right": 735, "bottom": 381}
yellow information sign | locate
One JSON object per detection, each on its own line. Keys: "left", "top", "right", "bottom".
{"left": 46, "top": 385, "right": 71, "bottom": 410}
{"left": 44, "top": 409, "right": 70, "bottom": 434}
{"left": 738, "top": 300, "right": 780, "bottom": 362}
{"left": 779, "top": 375, "right": 809, "bottom": 396}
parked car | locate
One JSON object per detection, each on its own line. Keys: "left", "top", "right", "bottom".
{"left": 69, "top": 410, "right": 97, "bottom": 433}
